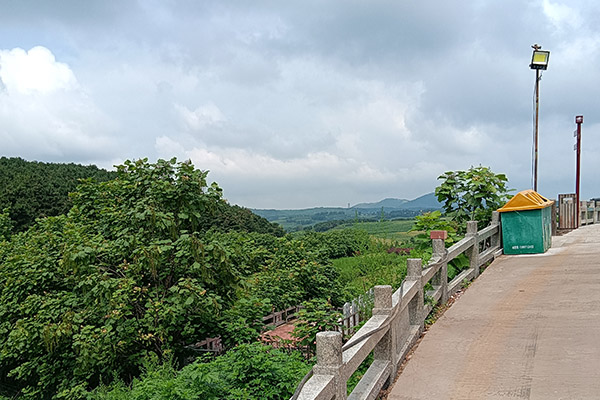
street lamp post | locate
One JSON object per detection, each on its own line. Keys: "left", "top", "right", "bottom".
{"left": 529, "top": 44, "right": 550, "bottom": 192}
{"left": 575, "top": 115, "right": 583, "bottom": 227}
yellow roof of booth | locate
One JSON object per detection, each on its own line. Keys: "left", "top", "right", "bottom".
{"left": 497, "top": 189, "right": 554, "bottom": 212}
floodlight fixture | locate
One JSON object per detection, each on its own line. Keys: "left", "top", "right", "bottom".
{"left": 530, "top": 49, "right": 550, "bottom": 70}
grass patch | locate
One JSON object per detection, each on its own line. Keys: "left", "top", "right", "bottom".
{"left": 334, "top": 219, "right": 417, "bottom": 242}
{"left": 333, "top": 252, "right": 408, "bottom": 300}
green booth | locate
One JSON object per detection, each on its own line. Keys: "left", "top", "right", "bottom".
{"left": 498, "top": 190, "right": 554, "bottom": 255}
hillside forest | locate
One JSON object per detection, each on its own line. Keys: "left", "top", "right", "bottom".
{"left": 0, "top": 157, "right": 117, "bottom": 232}
{"left": 0, "top": 158, "right": 510, "bottom": 399}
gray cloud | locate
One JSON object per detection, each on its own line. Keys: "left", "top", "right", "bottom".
{"left": 2, "top": 0, "right": 600, "bottom": 208}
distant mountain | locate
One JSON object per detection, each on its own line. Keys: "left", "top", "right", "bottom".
{"left": 351, "top": 193, "right": 440, "bottom": 210}
{"left": 251, "top": 193, "right": 441, "bottom": 232}
{"left": 351, "top": 198, "right": 409, "bottom": 209}
{"left": 401, "top": 193, "right": 441, "bottom": 210}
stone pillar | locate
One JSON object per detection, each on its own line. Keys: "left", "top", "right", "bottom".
{"left": 406, "top": 258, "right": 424, "bottom": 331}
{"left": 491, "top": 211, "right": 502, "bottom": 249}
{"left": 373, "top": 285, "right": 397, "bottom": 380}
{"left": 466, "top": 221, "right": 479, "bottom": 278}
{"left": 373, "top": 284, "right": 393, "bottom": 313}
{"left": 314, "top": 331, "right": 346, "bottom": 399}
{"left": 431, "top": 236, "right": 448, "bottom": 304}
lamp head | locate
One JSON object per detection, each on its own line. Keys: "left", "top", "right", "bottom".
{"left": 530, "top": 49, "right": 550, "bottom": 70}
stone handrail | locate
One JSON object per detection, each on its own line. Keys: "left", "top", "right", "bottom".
{"left": 579, "top": 200, "right": 600, "bottom": 226}
{"left": 292, "top": 212, "right": 502, "bottom": 400}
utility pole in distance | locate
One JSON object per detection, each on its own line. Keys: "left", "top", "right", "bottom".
{"left": 575, "top": 115, "right": 583, "bottom": 227}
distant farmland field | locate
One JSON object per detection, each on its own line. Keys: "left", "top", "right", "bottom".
{"left": 335, "top": 219, "right": 417, "bottom": 242}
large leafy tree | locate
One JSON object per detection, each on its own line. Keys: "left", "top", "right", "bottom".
{"left": 0, "top": 158, "right": 293, "bottom": 399}
{"left": 70, "top": 158, "right": 284, "bottom": 238}
{"left": 434, "top": 166, "right": 511, "bottom": 229}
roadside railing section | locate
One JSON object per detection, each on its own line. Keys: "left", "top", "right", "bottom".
{"left": 558, "top": 195, "right": 600, "bottom": 229}
{"left": 291, "top": 212, "right": 503, "bottom": 400}
{"left": 580, "top": 200, "right": 600, "bottom": 226}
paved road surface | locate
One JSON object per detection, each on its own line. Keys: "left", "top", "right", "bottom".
{"left": 387, "top": 224, "right": 600, "bottom": 400}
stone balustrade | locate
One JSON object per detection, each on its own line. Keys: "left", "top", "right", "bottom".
{"left": 580, "top": 200, "right": 600, "bottom": 226}
{"left": 292, "top": 213, "right": 503, "bottom": 400}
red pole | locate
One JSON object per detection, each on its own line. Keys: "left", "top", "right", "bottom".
{"left": 575, "top": 115, "right": 583, "bottom": 227}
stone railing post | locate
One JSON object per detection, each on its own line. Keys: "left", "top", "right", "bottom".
{"left": 587, "top": 201, "right": 591, "bottom": 224}
{"left": 586, "top": 201, "right": 590, "bottom": 225}
{"left": 594, "top": 201, "right": 600, "bottom": 224}
{"left": 406, "top": 258, "right": 424, "bottom": 331}
{"left": 373, "top": 285, "right": 397, "bottom": 380}
{"left": 466, "top": 221, "right": 479, "bottom": 277}
{"left": 580, "top": 201, "right": 586, "bottom": 226}
{"left": 314, "top": 331, "right": 346, "bottom": 399}
{"left": 491, "top": 211, "right": 502, "bottom": 248}
{"left": 585, "top": 201, "right": 591, "bottom": 224}
{"left": 430, "top": 231, "right": 448, "bottom": 304}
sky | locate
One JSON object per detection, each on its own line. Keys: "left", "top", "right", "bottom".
{"left": 1, "top": 0, "right": 599, "bottom": 209}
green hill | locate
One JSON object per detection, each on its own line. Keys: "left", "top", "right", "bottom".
{"left": 400, "top": 193, "right": 442, "bottom": 210}
{"left": 252, "top": 193, "right": 441, "bottom": 231}
{"left": 0, "top": 156, "right": 117, "bottom": 231}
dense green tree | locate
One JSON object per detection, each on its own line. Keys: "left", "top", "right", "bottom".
{"left": 434, "top": 166, "right": 512, "bottom": 230}
{"left": 0, "top": 157, "right": 116, "bottom": 232}
{"left": 214, "top": 204, "right": 285, "bottom": 237}
{"left": 297, "top": 229, "right": 371, "bottom": 261}
{"left": 69, "top": 158, "right": 282, "bottom": 239}
{"left": 0, "top": 209, "right": 12, "bottom": 241}
{"left": 0, "top": 158, "right": 294, "bottom": 399}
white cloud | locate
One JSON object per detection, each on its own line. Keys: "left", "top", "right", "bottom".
{"left": 0, "top": 46, "right": 116, "bottom": 162}
{"left": 542, "top": 0, "right": 582, "bottom": 32}
{"left": 0, "top": 46, "right": 77, "bottom": 94}
{"left": 176, "top": 103, "right": 226, "bottom": 131}
{"left": 156, "top": 136, "right": 397, "bottom": 183}
{"left": 155, "top": 135, "right": 186, "bottom": 157}
{"left": 153, "top": 134, "right": 440, "bottom": 207}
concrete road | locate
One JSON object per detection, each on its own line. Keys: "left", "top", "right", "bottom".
{"left": 387, "top": 224, "right": 600, "bottom": 400}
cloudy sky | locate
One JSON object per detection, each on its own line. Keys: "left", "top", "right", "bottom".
{"left": 1, "top": 1, "right": 599, "bottom": 209}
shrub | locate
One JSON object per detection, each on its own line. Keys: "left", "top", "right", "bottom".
{"left": 89, "top": 343, "right": 310, "bottom": 400}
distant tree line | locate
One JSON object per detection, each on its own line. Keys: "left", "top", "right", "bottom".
{"left": 256, "top": 208, "right": 437, "bottom": 232}
{"left": 0, "top": 157, "right": 116, "bottom": 231}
